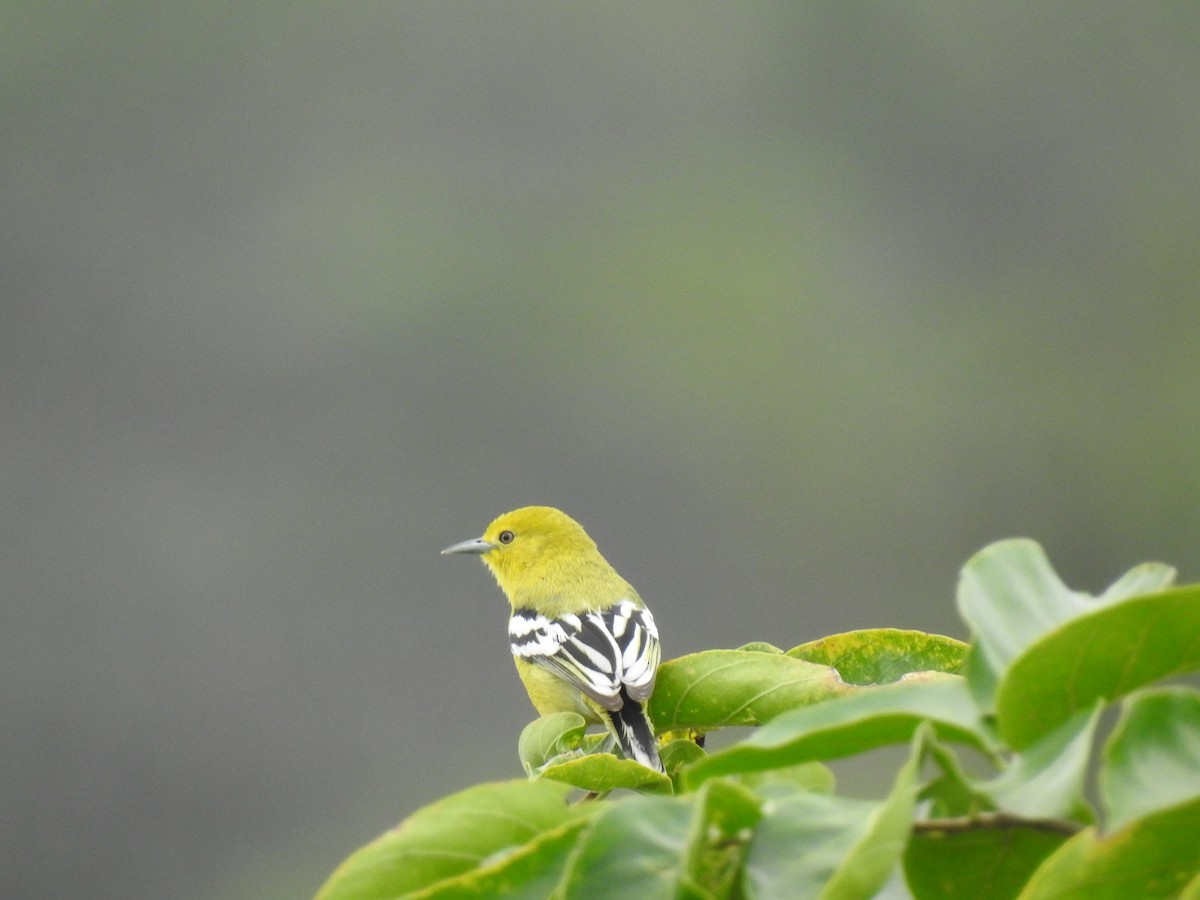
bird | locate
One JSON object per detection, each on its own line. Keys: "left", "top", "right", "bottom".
{"left": 441, "top": 506, "right": 663, "bottom": 772}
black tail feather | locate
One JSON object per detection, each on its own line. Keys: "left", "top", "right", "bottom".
{"left": 610, "top": 688, "right": 662, "bottom": 772}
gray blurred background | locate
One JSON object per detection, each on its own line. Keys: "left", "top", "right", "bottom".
{"left": 4, "top": 4, "right": 1198, "bottom": 898}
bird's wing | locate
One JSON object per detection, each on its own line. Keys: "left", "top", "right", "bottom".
{"left": 605, "top": 600, "right": 659, "bottom": 703}
{"left": 509, "top": 599, "right": 660, "bottom": 711}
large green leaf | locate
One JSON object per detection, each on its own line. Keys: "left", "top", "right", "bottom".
{"left": 1019, "top": 797, "right": 1200, "bottom": 899}
{"left": 740, "top": 725, "right": 925, "bottom": 900}
{"left": 686, "top": 679, "right": 989, "bottom": 787}
{"left": 788, "top": 629, "right": 967, "bottom": 685}
{"left": 314, "top": 779, "right": 581, "bottom": 900}
{"left": 1100, "top": 687, "right": 1200, "bottom": 831}
{"left": 995, "top": 585, "right": 1200, "bottom": 748}
{"left": 556, "top": 793, "right": 703, "bottom": 899}
{"left": 905, "top": 825, "right": 1068, "bottom": 900}
{"left": 956, "top": 540, "right": 1176, "bottom": 716}
{"left": 649, "top": 649, "right": 845, "bottom": 732}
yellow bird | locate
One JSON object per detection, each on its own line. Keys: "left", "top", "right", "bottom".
{"left": 442, "top": 506, "right": 662, "bottom": 771}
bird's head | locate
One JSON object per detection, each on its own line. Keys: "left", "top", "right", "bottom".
{"left": 441, "top": 506, "right": 600, "bottom": 599}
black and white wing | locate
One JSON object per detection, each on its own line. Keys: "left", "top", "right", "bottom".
{"left": 508, "top": 598, "right": 660, "bottom": 711}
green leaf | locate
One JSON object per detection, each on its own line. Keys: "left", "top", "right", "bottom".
{"left": 649, "top": 649, "right": 845, "bottom": 733}
{"left": 955, "top": 539, "right": 1188, "bottom": 746}
{"left": 538, "top": 753, "right": 673, "bottom": 795}
{"left": 788, "top": 629, "right": 968, "bottom": 685}
{"left": 996, "top": 585, "right": 1200, "bottom": 748}
{"left": 741, "top": 724, "right": 926, "bottom": 899}
{"left": 686, "top": 679, "right": 990, "bottom": 788}
{"left": 557, "top": 794, "right": 703, "bottom": 899}
{"left": 1019, "top": 798, "right": 1200, "bottom": 900}
{"left": 978, "top": 702, "right": 1101, "bottom": 821}
{"left": 314, "top": 779, "right": 580, "bottom": 900}
{"left": 518, "top": 712, "right": 588, "bottom": 775}
{"left": 1100, "top": 687, "right": 1200, "bottom": 830}
{"left": 905, "top": 825, "right": 1068, "bottom": 900}
{"left": 956, "top": 539, "right": 1087, "bottom": 711}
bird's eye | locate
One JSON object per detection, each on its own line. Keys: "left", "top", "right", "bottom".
{"left": 498, "top": 530, "right": 515, "bottom": 544}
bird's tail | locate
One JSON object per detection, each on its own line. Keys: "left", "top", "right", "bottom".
{"left": 610, "top": 690, "right": 662, "bottom": 772}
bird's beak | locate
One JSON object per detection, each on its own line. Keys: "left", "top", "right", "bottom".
{"left": 440, "top": 536, "right": 495, "bottom": 556}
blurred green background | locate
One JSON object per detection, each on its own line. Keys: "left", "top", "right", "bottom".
{"left": 4, "top": 4, "right": 1198, "bottom": 898}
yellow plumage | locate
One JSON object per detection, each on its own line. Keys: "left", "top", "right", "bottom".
{"left": 442, "top": 506, "right": 663, "bottom": 771}
{"left": 516, "top": 658, "right": 597, "bottom": 719}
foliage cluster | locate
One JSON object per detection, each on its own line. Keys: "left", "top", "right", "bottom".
{"left": 317, "top": 540, "right": 1200, "bottom": 899}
